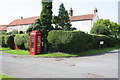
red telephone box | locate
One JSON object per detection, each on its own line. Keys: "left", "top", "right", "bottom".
{"left": 30, "top": 30, "right": 42, "bottom": 55}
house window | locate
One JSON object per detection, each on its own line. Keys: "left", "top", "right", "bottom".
{"left": 0, "top": 27, "right": 4, "bottom": 28}
{"left": 81, "top": 22, "right": 88, "bottom": 26}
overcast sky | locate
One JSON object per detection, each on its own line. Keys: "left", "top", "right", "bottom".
{"left": 0, "top": 0, "right": 119, "bottom": 25}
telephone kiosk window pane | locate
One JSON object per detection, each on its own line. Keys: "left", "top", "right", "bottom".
{"left": 31, "top": 36, "right": 34, "bottom": 48}
{"left": 37, "top": 36, "right": 41, "bottom": 48}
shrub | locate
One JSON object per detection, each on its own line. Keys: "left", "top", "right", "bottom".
{"left": 19, "top": 31, "right": 24, "bottom": 34}
{"left": 47, "top": 30, "right": 116, "bottom": 53}
{"left": 14, "top": 34, "right": 25, "bottom": 49}
{"left": 48, "top": 30, "right": 92, "bottom": 53}
{"left": 0, "top": 35, "right": 6, "bottom": 47}
{"left": 14, "top": 34, "right": 29, "bottom": 50}
{"left": 4, "top": 35, "right": 15, "bottom": 49}
{"left": 0, "top": 31, "right": 7, "bottom": 35}
{"left": 12, "top": 29, "right": 18, "bottom": 35}
{"left": 116, "top": 38, "right": 120, "bottom": 47}
{"left": 23, "top": 34, "right": 30, "bottom": 50}
{"left": 90, "top": 34, "right": 116, "bottom": 49}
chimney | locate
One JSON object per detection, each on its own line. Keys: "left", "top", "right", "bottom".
{"left": 21, "top": 17, "right": 23, "bottom": 19}
{"left": 69, "top": 8, "right": 73, "bottom": 16}
{"left": 94, "top": 8, "right": 98, "bottom": 14}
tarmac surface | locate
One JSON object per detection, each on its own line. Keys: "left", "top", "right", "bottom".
{"left": 0, "top": 49, "right": 119, "bottom": 78}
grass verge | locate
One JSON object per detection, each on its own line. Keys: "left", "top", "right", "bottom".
{"left": 3, "top": 47, "right": 118, "bottom": 57}
{"left": 35, "top": 52, "right": 77, "bottom": 57}
{"left": 4, "top": 50, "right": 29, "bottom": 55}
{"left": 76, "top": 47, "right": 118, "bottom": 56}
{"left": 0, "top": 47, "right": 12, "bottom": 51}
{"left": 0, "top": 74, "right": 20, "bottom": 80}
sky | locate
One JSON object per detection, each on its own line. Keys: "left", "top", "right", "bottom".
{"left": 0, "top": 0, "right": 119, "bottom": 25}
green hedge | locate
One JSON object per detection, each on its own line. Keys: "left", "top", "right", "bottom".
{"left": 4, "top": 35, "right": 15, "bottom": 49}
{"left": 116, "top": 38, "right": 120, "bottom": 47}
{"left": 14, "top": 34, "right": 29, "bottom": 50}
{"left": 0, "top": 35, "right": 6, "bottom": 47}
{"left": 47, "top": 30, "right": 116, "bottom": 53}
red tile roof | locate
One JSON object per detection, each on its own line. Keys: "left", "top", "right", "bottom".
{"left": 0, "top": 25, "right": 7, "bottom": 31}
{"left": 8, "top": 14, "right": 95, "bottom": 26}
{"left": 9, "top": 16, "right": 40, "bottom": 26}
{"left": 69, "top": 14, "right": 95, "bottom": 21}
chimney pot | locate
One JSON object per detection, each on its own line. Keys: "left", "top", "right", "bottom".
{"left": 69, "top": 8, "right": 73, "bottom": 17}
{"left": 94, "top": 8, "right": 98, "bottom": 14}
{"left": 21, "top": 17, "right": 23, "bottom": 19}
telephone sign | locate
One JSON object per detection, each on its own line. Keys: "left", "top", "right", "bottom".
{"left": 30, "top": 30, "right": 42, "bottom": 55}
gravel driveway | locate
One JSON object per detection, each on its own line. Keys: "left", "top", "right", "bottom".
{"left": 0, "top": 49, "right": 119, "bottom": 78}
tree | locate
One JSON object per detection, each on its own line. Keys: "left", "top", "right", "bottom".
{"left": 57, "top": 3, "right": 75, "bottom": 30}
{"left": 26, "top": 19, "right": 42, "bottom": 34}
{"left": 90, "top": 19, "right": 111, "bottom": 36}
{"left": 90, "top": 19, "right": 120, "bottom": 38}
{"left": 40, "top": 0, "right": 53, "bottom": 52}
{"left": 90, "top": 24, "right": 110, "bottom": 35}
{"left": 52, "top": 16, "right": 62, "bottom": 30}
{"left": 108, "top": 22, "right": 120, "bottom": 38}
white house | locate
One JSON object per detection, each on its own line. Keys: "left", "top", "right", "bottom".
{"left": 7, "top": 16, "right": 40, "bottom": 33}
{"left": 6, "top": 8, "right": 99, "bottom": 33}
{"left": 69, "top": 8, "right": 99, "bottom": 33}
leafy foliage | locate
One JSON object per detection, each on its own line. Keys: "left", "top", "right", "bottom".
{"left": 108, "top": 22, "right": 120, "bottom": 38}
{"left": 40, "top": 1, "right": 53, "bottom": 31}
{"left": 47, "top": 30, "right": 116, "bottom": 53}
{"left": 19, "top": 31, "right": 23, "bottom": 34}
{"left": 40, "top": 0, "right": 53, "bottom": 52}
{"left": 52, "top": 3, "right": 76, "bottom": 30}
{"left": 26, "top": 19, "right": 42, "bottom": 34}
{"left": 0, "top": 35, "right": 6, "bottom": 47}
{"left": 0, "top": 31, "right": 7, "bottom": 35}
{"left": 14, "top": 34, "right": 29, "bottom": 50}
{"left": 12, "top": 29, "right": 18, "bottom": 35}
{"left": 90, "top": 24, "right": 110, "bottom": 35}
{"left": 91, "top": 19, "right": 120, "bottom": 38}
{"left": 4, "top": 35, "right": 15, "bottom": 49}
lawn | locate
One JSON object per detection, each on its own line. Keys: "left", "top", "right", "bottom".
{"left": 3, "top": 47, "right": 118, "bottom": 57}
{"left": 0, "top": 47, "right": 12, "bottom": 51}
{"left": 4, "top": 50, "right": 77, "bottom": 57}
{"left": 4, "top": 50, "right": 29, "bottom": 55}
{"left": 0, "top": 74, "right": 20, "bottom": 80}
{"left": 77, "top": 47, "right": 118, "bottom": 56}
{"left": 35, "top": 52, "right": 77, "bottom": 57}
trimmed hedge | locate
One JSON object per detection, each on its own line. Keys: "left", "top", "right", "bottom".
{"left": 47, "top": 30, "right": 116, "bottom": 53}
{"left": 0, "top": 35, "right": 6, "bottom": 47}
{"left": 4, "top": 35, "right": 15, "bottom": 49}
{"left": 14, "top": 34, "right": 29, "bottom": 50}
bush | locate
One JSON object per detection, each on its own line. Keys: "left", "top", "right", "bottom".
{"left": 0, "top": 35, "right": 6, "bottom": 47}
{"left": 90, "top": 25, "right": 110, "bottom": 36}
{"left": 0, "top": 31, "right": 7, "bottom": 35}
{"left": 23, "top": 34, "right": 30, "bottom": 50}
{"left": 4, "top": 35, "right": 15, "bottom": 49}
{"left": 14, "top": 34, "right": 29, "bottom": 50}
{"left": 116, "top": 38, "right": 120, "bottom": 47}
{"left": 19, "top": 31, "right": 24, "bottom": 34}
{"left": 48, "top": 30, "right": 92, "bottom": 53}
{"left": 12, "top": 29, "right": 18, "bottom": 35}
{"left": 47, "top": 30, "right": 116, "bottom": 53}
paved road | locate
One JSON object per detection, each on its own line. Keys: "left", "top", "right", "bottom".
{"left": 0, "top": 49, "right": 119, "bottom": 78}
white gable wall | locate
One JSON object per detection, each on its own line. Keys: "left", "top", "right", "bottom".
{"left": 92, "top": 14, "right": 99, "bottom": 27}
{"left": 71, "top": 20, "right": 92, "bottom": 33}
{"left": 7, "top": 24, "right": 32, "bottom": 33}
